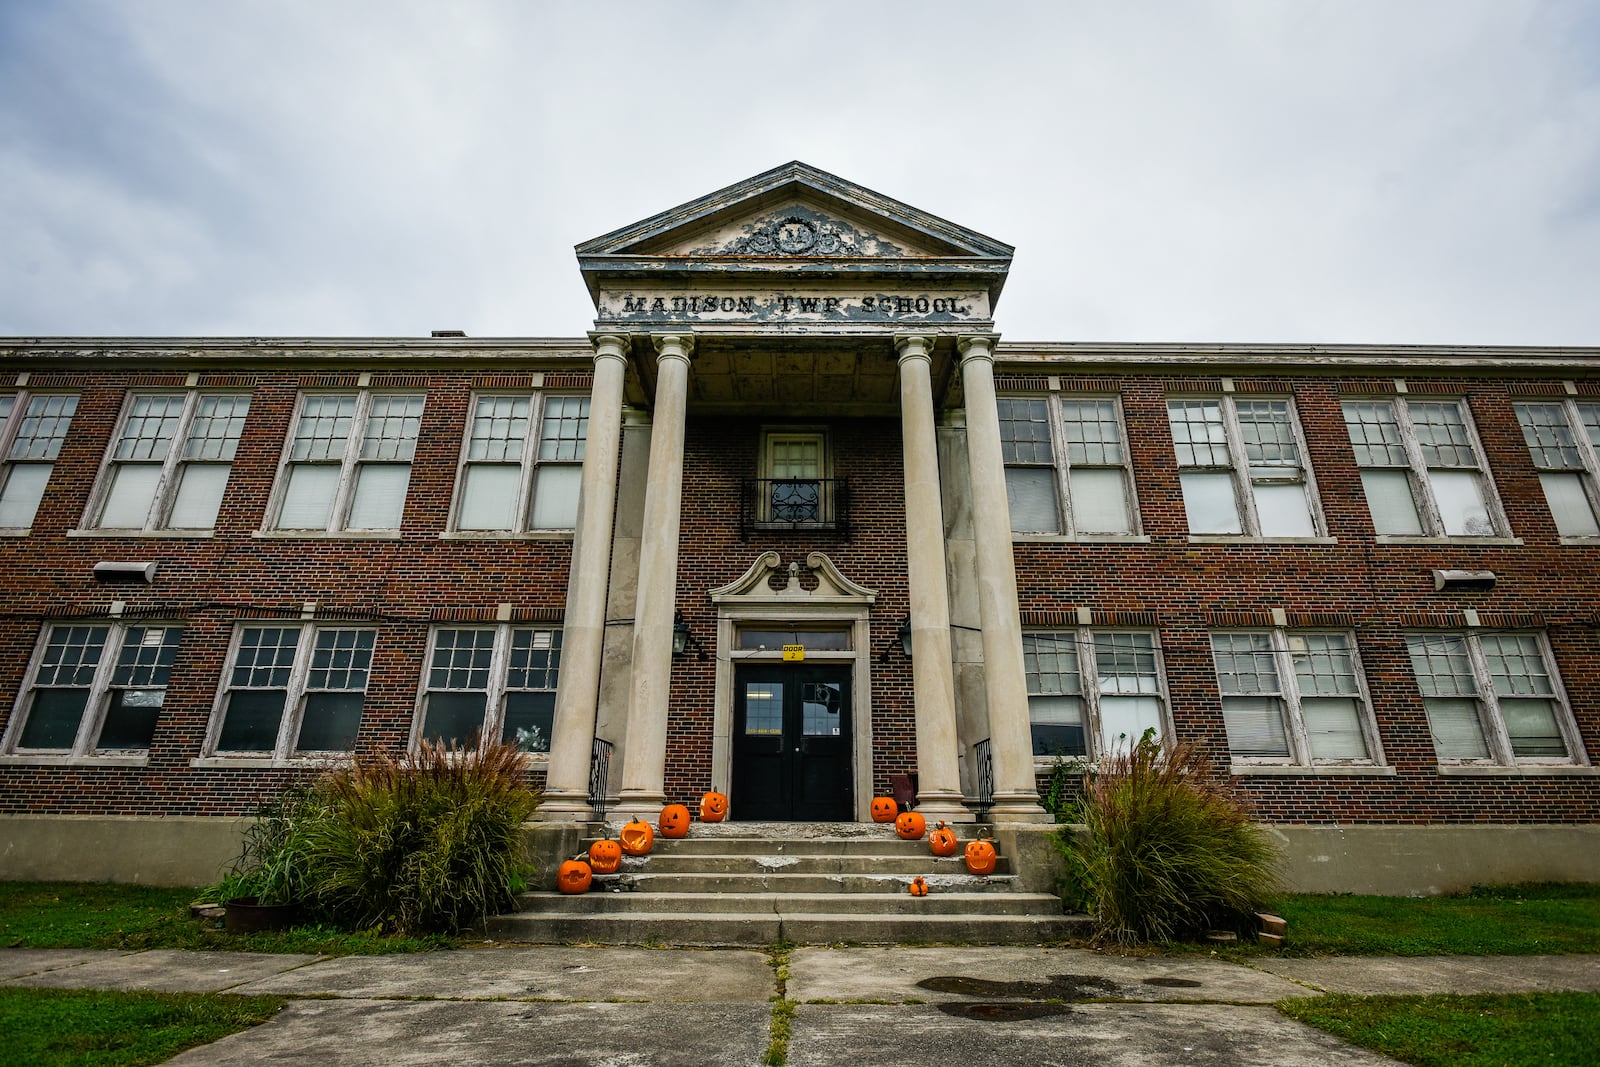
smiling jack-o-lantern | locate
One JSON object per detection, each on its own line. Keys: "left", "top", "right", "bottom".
{"left": 619, "top": 817, "right": 655, "bottom": 856}
{"left": 928, "top": 821, "right": 959, "bottom": 857}
{"left": 588, "top": 839, "right": 622, "bottom": 875}
{"left": 895, "top": 810, "right": 927, "bottom": 841}
{"left": 964, "top": 831, "right": 998, "bottom": 876}
{"left": 557, "top": 857, "right": 593, "bottom": 894}
{"left": 908, "top": 876, "right": 929, "bottom": 897}
{"left": 659, "top": 803, "right": 691, "bottom": 838}
{"left": 699, "top": 790, "right": 728, "bottom": 823}
{"left": 870, "top": 796, "right": 898, "bottom": 823}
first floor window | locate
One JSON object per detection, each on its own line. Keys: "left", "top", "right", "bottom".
{"left": 1210, "top": 630, "right": 1378, "bottom": 764}
{"left": 1024, "top": 629, "right": 1167, "bottom": 759}
{"left": 4, "top": 622, "right": 181, "bottom": 755}
{"left": 418, "top": 626, "right": 561, "bottom": 751}
{"left": 1406, "top": 631, "right": 1582, "bottom": 765}
{"left": 212, "top": 625, "right": 375, "bottom": 756}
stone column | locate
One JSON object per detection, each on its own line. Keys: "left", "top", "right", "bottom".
{"left": 540, "top": 333, "right": 630, "bottom": 819}
{"left": 613, "top": 333, "right": 694, "bottom": 819}
{"left": 895, "top": 334, "right": 973, "bottom": 822}
{"left": 958, "top": 333, "right": 1049, "bottom": 822}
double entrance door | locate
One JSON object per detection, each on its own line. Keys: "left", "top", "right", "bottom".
{"left": 731, "top": 664, "right": 852, "bottom": 821}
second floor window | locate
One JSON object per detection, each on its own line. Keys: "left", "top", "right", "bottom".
{"left": 1513, "top": 400, "right": 1600, "bottom": 538}
{"left": 1210, "top": 630, "right": 1379, "bottom": 765}
{"left": 454, "top": 394, "right": 588, "bottom": 532}
{"left": 0, "top": 392, "right": 79, "bottom": 530}
{"left": 92, "top": 392, "right": 251, "bottom": 531}
{"left": 1343, "top": 398, "right": 1500, "bottom": 537}
{"left": 272, "top": 392, "right": 424, "bottom": 532}
{"left": 1000, "top": 396, "right": 1137, "bottom": 536}
{"left": 1167, "top": 397, "right": 1319, "bottom": 537}
{"left": 1023, "top": 629, "right": 1167, "bottom": 760}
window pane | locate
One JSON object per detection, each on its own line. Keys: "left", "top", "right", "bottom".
{"left": 1412, "top": 402, "right": 1477, "bottom": 467}
{"left": 1223, "top": 696, "right": 1290, "bottom": 757}
{"left": 296, "top": 692, "right": 364, "bottom": 751}
{"left": 502, "top": 691, "right": 555, "bottom": 752}
{"left": 216, "top": 690, "right": 287, "bottom": 752}
{"left": 18, "top": 689, "right": 90, "bottom": 749}
{"left": 429, "top": 630, "right": 495, "bottom": 690}
{"left": 743, "top": 682, "right": 783, "bottom": 735}
{"left": 361, "top": 395, "right": 424, "bottom": 461}
{"left": 1253, "top": 481, "right": 1315, "bottom": 537}
{"left": 530, "top": 464, "right": 580, "bottom": 529}
{"left": 168, "top": 464, "right": 230, "bottom": 529}
{"left": 458, "top": 464, "right": 521, "bottom": 530}
{"left": 1428, "top": 470, "right": 1493, "bottom": 536}
{"left": 113, "top": 395, "right": 183, "bottom": 460}
{"left": 1068, "top": 468, "right": 1131, "bottom": 534}
{"left": 1030, "top": 694, "right": 1085, "bottom": 757}
{"left": 421, "top": 691, "right": 488, "bottom": 746}
{"left": 0, "top": 464, "right": 52, "bottom": 527}
{"left": 1302, "top": 697, "right": 1368, "bottom": 759}
{"left": 506, "top": 629, "right": 560, "bottom": 690}
{"left": 10, "top": 395, "right": 78, "bottom": 460}
{"left": 348, "top": 463, "right": 411, "bottom": 529}
{"left": 1407, "top": 634, "right": 1477, "bottom": 697}
{"left": 1179, "top": 472, "right": 1242, "bottom": 533}
{"left": 1212, "top": 632, "right": 1278, "bottom": 697}
{"left": 307, "top": 629, "right": 374, "bottom": 690}
{"left": 1023, "top": 633, "right": 1080, "bottom": 695}
{"left": 468, "top": 396, "right": 530, "bottom": 462}
{"left": 1005, "top": 466, "right": 1060, "bottom": 533}
{"left": 1100, "top": 696, "right": 1164, "bottom": 752}
{"left": 1095, "top": 632, "right": 1160, "bottom": 694}
{"left": 185, "top": 395, "right": 250, "bottom": 461}
{"left": 38, "top": 626, "right": 109, "bottom": 686}
{"left": 1538, "top": 473, "right": 1600, "bottom": 536}
{"left": 997, "top": 398, "right": 1053, "bottom": 464}
{"left": 1342, "top": 401, "right": 1408, "bottom": 466}
{"left": 1424, "top": 697, "right": 1490, "bottom": 759}
{"left": 1359, "top": 469, "right": 1424, "bottom": 534}
{"left": 1480, "top": 634, "right": 1556, "bottom": 696}
{"left": 538, "top": 397, "right": 590, "bottom": 462}
{"left": 232, "top": 628, "right": 298, "bottom": 688}
{"left": 1515, "top": 403, "right": 1584, "bottom": 469}
{"left": 278, "top": 465, "right": 340, "bottom": 528}
{"left": 97, "top": 689, "right": 164, "bottom": 750}
{"left": 112, "top": 627, "right": 180, "bottom": 687}
{"left": 291, "top": 395, "right": 355, "bottom": 461}
{"left": 1167, "top": 400, "right": 1231, "bottom": 467}
{"left": 1500, "top": 699, "right": 1568, "bottom": 758}
{"left": 1061, "top": 399, "right": 1123, "bottom": 465}
{"left": 98, "top": 464, "right": 162, "bottom": 528}
{"left": 802, "top": 681, "right": 844, "bottom": 736}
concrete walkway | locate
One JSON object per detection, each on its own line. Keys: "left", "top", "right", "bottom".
{"left": 3, "top": 946, "right": 1597, "bottom": 1065}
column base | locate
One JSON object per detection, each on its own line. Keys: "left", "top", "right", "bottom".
{"left": 608, "top": 791, "right": 668, "bottom": 824}
{"left": 913, "top": 791, "right": 977, "bottom": 823}
{"left": 535, "top": 792, "right": 596, "bottom": 822}
{"left": 987, "top": 793, "right": 1053, "bottom": 824}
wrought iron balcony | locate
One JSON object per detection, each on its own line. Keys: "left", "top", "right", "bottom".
{"left": 740, "top": 478, "right": 851, "bottom": 539}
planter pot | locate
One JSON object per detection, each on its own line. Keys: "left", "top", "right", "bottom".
{"left": 223, "top": 898, "right": 299, "bottom": 933}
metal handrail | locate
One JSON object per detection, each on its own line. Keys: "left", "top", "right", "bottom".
{"left": 973, "top": 737, "right": 994, "bottom": 816}
{"left": 588, "top": 737, "right": 613, "bottom": 821}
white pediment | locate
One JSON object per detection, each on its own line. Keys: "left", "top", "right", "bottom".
{"left": 710, "top": 552, "right": 877, "bottom": 607}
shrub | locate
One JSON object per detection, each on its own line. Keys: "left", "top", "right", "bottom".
{"left": 214, "top": 781, "right": 330, "bottom": 906}
{"left": 301, "top": 738, "right": 538, "bottom": 935}
{"left": 1058, "top": 733, "right": 1281, "bottom": 945}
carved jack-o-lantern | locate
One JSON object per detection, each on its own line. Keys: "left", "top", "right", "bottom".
{"left": 699, "top": 791, "right": 729, "bottom": 823}
{"left": 619, "top": 817, "right": 655, "bottom": 856}
{"left": 895, "top": 810, "right": 927, "bottom": 841}
{"left": 964, "top": 832, "right": 998, "bottom": 876}
{"left": 908, "top": 876, "right": 929, "bottom": 897}
{"left": 659, "top": 803, "right": 691, "bottom": 838}
{"left": 928, "top": 821, "right": 959, "bottom": 857}
{"left": 588, "top": 839, "right": 622, "bottom": 875}
{"left": 557, "top": 857, "right": 593, "bottom": 894}
{"left": 870, "top": 796, "right": 898, "bottom": 823}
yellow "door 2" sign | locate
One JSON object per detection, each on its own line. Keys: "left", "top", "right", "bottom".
{"left": 782, "top": 644, "right": 805, "bottom": 662}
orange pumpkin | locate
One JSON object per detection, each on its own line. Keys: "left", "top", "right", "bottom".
{"left": 557, "top": 857, "right": 593, "bottom": 894}
{"left": 928, "top": 821, "right": 959, "bottom": 857}
{"left": 619, "top": 817, "right": 655, "bottom": 856}
{"left": 699, "top": 790, "right": 728, "bottom": 823}
{"left": 659, "top": 803, "right": 691, "bottom": 838}
{"left": 895, "top": 810, "right": 927, "bottom": 840}
{"left": 870, "top": 796, "right": 898, "bottom": 822}
{"left": 588, "top": 839, "right": 622, "bottom": 875}
{"left": 964, "top": 832, "right": 998, "bottom": 876}
{"left": 908, "top": 876, "right": 929, "bottom": 897}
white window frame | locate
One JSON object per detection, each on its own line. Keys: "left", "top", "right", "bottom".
{"left": 1167, "top": 395, "right": 1325, "bottom": 539}
{"left": 1024, "top": 627, "right": 1171, "bottom": 766}
{"left": 757, "top": 425, "right": 833, "bottom": 526}
{"left": 1, "top": 620, "right": 182, "bottom": 762}
{"left": 1342, "top": 396, "right": 1509, "bottom": 539}
{"left": 412, "top": 624, "right": 562, "bottom": 756}
{"left": 0, "top": 390, "right": 79, "bottom": 532}
{"left": 1000, "top": 394, "right": 1141, "bottom": 538}
{"left": 85, "top": 390, "right": 251, "bottom": 533}
{"left": 1209, "top": 629, "right": 1384, "bottom": 769}
{"left": 204, "top": 623, "right": 377, "bottom": 760}
{"left": 1406, "top": 630, "right": 1587, "bottom": 769}
{"left": 448, "top": 392, "right": 589, "bottom": 534}
{"left": 266, "top": 390, "right": 425, "bottom": 533}
{"left": 1513, "top": 398, "right": 1600, "bottom": 540}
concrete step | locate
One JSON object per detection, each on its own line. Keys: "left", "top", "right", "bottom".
{"left": 485, "top": 910, "right": 1091, "bottom": 947}
{"left": 587, "top": 834, "right": 982, "bottom": 857}
{"left": 517, "top": 890, "right": 1065, "bottom": 916}
{"left": 606, "top": 853, "right": 1012, "bottom": 876}
{"left": 612, "top": 871, "right": 1021, "bottom": 895}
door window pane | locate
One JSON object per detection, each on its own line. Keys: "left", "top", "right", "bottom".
{"left": 802, "top": 681, "right": 843, "bottom": 736}
{"left": 744, "top": 683, "right": 783, "bottom": 735}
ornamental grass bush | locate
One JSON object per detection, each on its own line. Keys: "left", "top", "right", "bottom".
{"left": 301, "top": 738, "right": 538, "bottom": 935}
{"left": 1058, "top": 733, "right": 1281, "bottom": 945}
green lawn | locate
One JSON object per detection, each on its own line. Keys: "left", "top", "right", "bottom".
{"left": 0, "top": 882, "right": 452, "bottom": 955}
{"left": 1279, "top": 992, "right": 1600, "bottom": 1067}
{"left": 0, "top": 988, "right": 285, "bottom": 1067}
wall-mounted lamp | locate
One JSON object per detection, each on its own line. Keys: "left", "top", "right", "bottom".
{"left": 671, "top": 610, "right": 705, "bottom": 659}
{"left": 898, "top": 614, "right": 914, "bottom": 658}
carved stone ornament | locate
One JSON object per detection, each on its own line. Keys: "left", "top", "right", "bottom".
{"left": 719, "top": 214, "right": 865, "bottom": 257}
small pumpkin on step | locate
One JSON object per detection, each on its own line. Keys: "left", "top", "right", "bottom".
{"left": 908, "top": 876, "right": 930, "bottom": 897}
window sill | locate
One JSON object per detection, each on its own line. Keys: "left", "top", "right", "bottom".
{"left": 190, "top": 755, "right": 355, "bottom": 769}
{"left": 67, "top": 528, "right": 214, "bottom": 539}
{"left": 1375, "top": 536, "right": 1524, "bottom": 546}
{"left": 1013, "top": 534, "right": 1151, "bottom": 544}
{"left": 1436, "top": 764, "right": 1600, "bottom": 777}
{"left": 252, "top": 530, "right": 403, "bottom": 541}
{"left": 1228, "top": 763, "right": 1395, "bottom": 777}
{"left": 1558, "top": 536, "right": 1600, "bottom": 546}
{"left": 1187, "top": 535, "right": 1338, "bottom": 545}
{"left": 0, "top": 528, "right": 31, "bottom": 537}
{"left": 0, "top": 753, "right": 148, "bottom": 768}
{"left": 437, "top": 531, "right": 575, "bottom": 542}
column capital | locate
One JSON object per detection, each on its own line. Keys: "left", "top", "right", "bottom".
{"left": 894, "top": 333, "right": 934, "bottom": 364}
{"left": 956, "top": 333, "right": 1002, "bottom": 364}
{"left": 588, "top": 332, "right": 631, "bottom": 364}
{"left": 651, "top": 332, "right": 695, "bottom": 362}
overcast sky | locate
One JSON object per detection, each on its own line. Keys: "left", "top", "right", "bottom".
{"left": 1, "top": 1, "right": 1597, "bottom": 345}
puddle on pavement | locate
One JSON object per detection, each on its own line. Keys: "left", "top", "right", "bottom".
{"left": 917, "top": 974, "right": 1121, "bottom": 1001}
{"left": 936, "top": 1002, "right": 1074, "bottom": 1021}
{"left": 1141, "top": 977, "right": 1203, "bottom": 988}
